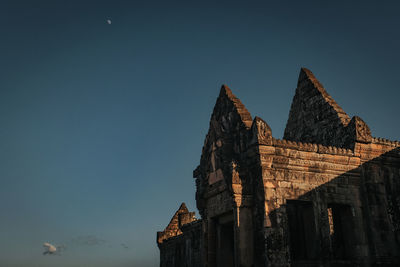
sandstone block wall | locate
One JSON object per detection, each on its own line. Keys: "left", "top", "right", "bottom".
{"left": 157, "top": 203, "right": 203, "bottom": 267}
{"left": 158, "top": 220, "right": 203, "bottom": 267}
{"left": 157, "top": 68, "right": 400, "bottom": 267}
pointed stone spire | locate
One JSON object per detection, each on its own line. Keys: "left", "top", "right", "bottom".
{"left": 219, "top": 84, "right": 233, "bottom": 97}
{"left": 217, "top": 84, "right": 253, "bottom": 128}
{"left": 298, "top": 68, "right": 350, "bottom": 125}
{"left": 177, "top": 202, "right": 188, "bottom": 212}
{"left": 284, "top": 68, "right": 351, "bottom": 147}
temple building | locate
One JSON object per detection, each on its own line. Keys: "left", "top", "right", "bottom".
{"left": 157, "top": 68, "right": 400, "bottom": 267}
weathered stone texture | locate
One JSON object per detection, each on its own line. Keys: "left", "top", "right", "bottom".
{"left": 157, "top": 203, "right": 196, "bottom": 244}
{"left": 157, "top": 203, "right": 202, "bottom": 267}
{"left": 283, "top": 68, "right": 373, "bottom": 149}
{"left": 158, "top": 219, "right": 203, "bottom": 267}
{"left": 157, "top": 68, "right": 400, "bottom": 267}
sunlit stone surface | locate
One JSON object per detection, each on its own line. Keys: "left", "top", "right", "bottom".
{"left": 157, "top": 68, "right": 400, "bottom": 267}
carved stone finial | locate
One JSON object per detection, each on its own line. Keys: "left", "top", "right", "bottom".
{"left": 347, "top": 116, "right": 372, "bottom": 143}
{"left": 250, "top": 116, "right": 272, "bottom": 145}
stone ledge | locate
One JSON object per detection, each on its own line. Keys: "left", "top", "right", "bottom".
{"left": 272, "top": 138, "right": 354, "bottom": 156}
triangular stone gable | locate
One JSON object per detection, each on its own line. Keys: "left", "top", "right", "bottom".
{"left": 194, "top": 85, "right": 255, "bottom": 216}
{"left": 284, "top": 68, "right": 360, "bottom": 148}
{"left": 157, "top": 203, "right": 195, "bottom": 245}
{"left": 199, "top": 85, "right": 253, "bottom": 178}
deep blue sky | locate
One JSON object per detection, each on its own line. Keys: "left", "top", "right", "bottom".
{"left": 0, "top": 1, "right": 399, "bottom": 266}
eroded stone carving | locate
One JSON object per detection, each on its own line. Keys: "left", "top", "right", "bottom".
{"left": 351, "top": 115, "right": 372, "bottom": 143}
{"left": 250, "top": 116, "right": 272, "bottom": 145}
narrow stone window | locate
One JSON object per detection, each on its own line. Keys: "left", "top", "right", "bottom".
{"left": 287, "top": 200, "right": 318, "bottom": 260}
{"left": 327, "top": 204, "right": 356, "bottom": 260}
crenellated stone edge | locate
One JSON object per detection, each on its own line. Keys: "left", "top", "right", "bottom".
{"left": 272, "top": 138, "right": 354, "bottom": 156}
{"left": 247, "top": 117, "right": 355, "bottom": 156}
{"left": 372, "top": 137, "right": 400, "bottom": 147}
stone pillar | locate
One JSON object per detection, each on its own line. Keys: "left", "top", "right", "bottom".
{"left": 234, "top": 195, "right": 254, "bottom": 267}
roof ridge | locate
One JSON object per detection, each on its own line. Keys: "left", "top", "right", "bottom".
{"left": 219, "top": 84, "right": 253, "bottom": 129}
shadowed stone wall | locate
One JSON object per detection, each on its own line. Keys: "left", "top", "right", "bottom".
{"left": 157, "top": 68, "right": 400, "bottom": 267}
{"left": 157, "top": 203, "right": 203, "bottom": 267}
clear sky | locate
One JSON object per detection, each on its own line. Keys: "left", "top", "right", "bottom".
{"left": 0, "top": 1, "right": 399, "bottom": 266}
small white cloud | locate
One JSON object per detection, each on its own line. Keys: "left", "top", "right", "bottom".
{"left": 43, "top": 242, "right": 57, "bottom": 255}
{"left": 107, "top": 19, "right": 112, "bottom": 25}
{"left": 42, "top": 242, "right": 66, "bottom": 255}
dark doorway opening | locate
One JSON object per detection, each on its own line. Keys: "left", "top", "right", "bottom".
{"left": 328, "top": 204, "right": 356, "bottom": 260}
{"left": 216, "top": 216, "right": 235, "bottom": 267}
{"left": 174, "top": 243, "right": 182, "bottom": 267}
{"left": 287, "top": 200, "right": 318, "bottom": 260}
